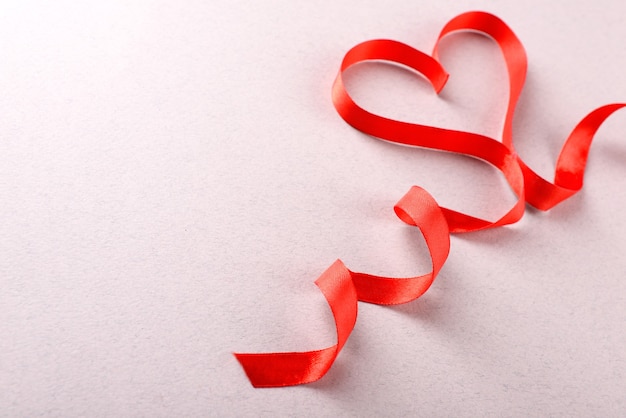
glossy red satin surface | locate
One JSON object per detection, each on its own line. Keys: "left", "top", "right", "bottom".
{"left": 234, "top": 11, "right": 624, "bottom": 388}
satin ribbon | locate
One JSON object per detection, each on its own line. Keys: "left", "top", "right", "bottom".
{"left": 234, "top": 11, "right": 624, "bottom": 388}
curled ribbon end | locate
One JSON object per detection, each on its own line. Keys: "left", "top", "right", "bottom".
{"left": 233, "top": 351, "right": 334, "bottom": 388}
{"left": 232, "top": 261, "right": 358, "bottom": 388}
{"left": 233, "top": 353, "right": 263, "bottom": 388}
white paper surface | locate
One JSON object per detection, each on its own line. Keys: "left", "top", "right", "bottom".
{"left": 1, "top": 0, "right": 625, "bottom": 416}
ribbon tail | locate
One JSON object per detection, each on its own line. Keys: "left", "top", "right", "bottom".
{"left": 234, "top": 260, "right": 358, "bottom": 387}
{"left": 514, "top": 104, "right": 626, "bottom": 210}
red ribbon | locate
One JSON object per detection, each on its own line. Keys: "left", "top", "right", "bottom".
{"left": 234, "top": 11, "right": 625, "bottom": 388}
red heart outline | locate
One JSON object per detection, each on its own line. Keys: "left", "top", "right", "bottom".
{"left": 332, "top": 11, "right": 625, "bottom": 225}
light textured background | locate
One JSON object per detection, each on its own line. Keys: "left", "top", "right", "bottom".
{"left": 1, "top": 0, "right": 625, "bottom": 416}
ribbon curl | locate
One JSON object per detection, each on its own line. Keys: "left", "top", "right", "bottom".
{"left": 234, "top": 11, "right": 624, "bottom": 388}
{"left": 235, "top": 185, "right": 449, "bottom": 387}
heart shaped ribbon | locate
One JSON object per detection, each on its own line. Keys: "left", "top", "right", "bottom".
{"left": 234, "top": 11, "right": 624, "bottom": 388}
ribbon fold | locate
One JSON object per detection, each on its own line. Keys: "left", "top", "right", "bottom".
{"left": 234, "top": 11, "right": 624, "bottom": 388}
